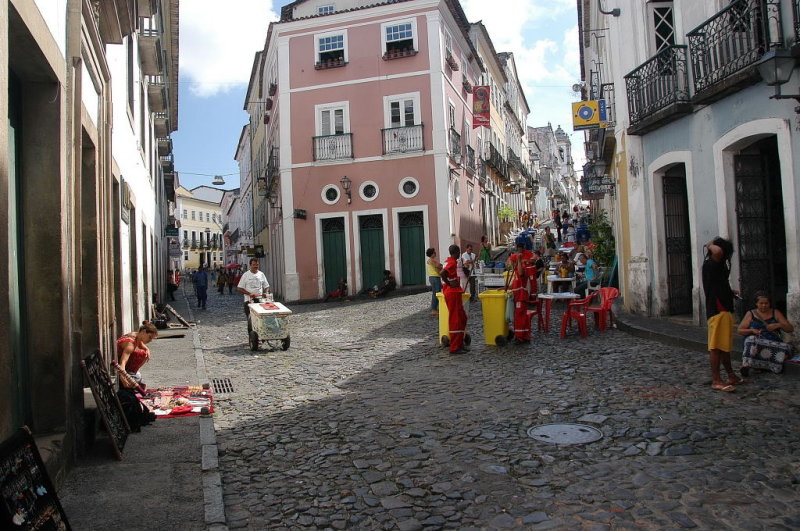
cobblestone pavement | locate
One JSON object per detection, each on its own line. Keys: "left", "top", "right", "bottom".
{"left": 194, "top": 285, "right": 800, "bottom": 530}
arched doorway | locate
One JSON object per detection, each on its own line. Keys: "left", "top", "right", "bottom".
{"left": 734, "top": 136, "right": 787, "bottom": 314}
{"left": 662, "top": 164, "right": 692, "bottom": 315}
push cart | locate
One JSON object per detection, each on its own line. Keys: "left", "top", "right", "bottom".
{"left": 247, "top": 299, "right": 292, "bottom": 351}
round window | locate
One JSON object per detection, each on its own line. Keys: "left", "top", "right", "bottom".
{"left": 359, "top": 181, "right": 380, "bottom": 202}
{"left": 321, "top": 185, "right": 340, "bottom": 205}
{"left": 398, "top": 177, "right": 420, "bottom": 198}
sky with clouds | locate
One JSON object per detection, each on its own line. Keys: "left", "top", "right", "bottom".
{"left": 172, "top": 0, "right": 584, "bottom": 190}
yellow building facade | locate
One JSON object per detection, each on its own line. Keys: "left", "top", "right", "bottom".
{"left": 176, "top": 185, "right": 225, "bottom": 270}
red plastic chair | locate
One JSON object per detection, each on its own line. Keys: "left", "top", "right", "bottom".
{"left": 588, "top": 287, "right": 619, "bottom": 331}
{"left": 527, "top": 296, "right": 545, "bottom": 332}
{"left": 560, "top": 293, "right": 596, "bottom": 338}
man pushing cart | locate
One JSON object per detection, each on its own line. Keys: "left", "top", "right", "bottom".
{"left": 237, "top": 258, "right": 292, "bottom": 351}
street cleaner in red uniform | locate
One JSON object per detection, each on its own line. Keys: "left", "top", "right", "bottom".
{"left": 441, "top": 244, "right": 469, "bottom": 353}
{"left": 506, "top": 236, "right": 534, "bottom": 344}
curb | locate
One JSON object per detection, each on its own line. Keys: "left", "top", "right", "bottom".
{"left": 614, "top": 302, "right": 800, "bottom": 376}
{"left": 183, "top": 286, "right": 229, "bottom": 530}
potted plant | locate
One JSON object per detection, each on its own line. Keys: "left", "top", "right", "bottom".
{"left": 497, "top": 204, "right": 515, "bottom": 238}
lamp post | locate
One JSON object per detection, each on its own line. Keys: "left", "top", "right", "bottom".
{"left": 340, "top": 176, "right": 352, "bottom": 204}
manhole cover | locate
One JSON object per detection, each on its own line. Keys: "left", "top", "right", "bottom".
{"left": 211, "top": 377, "right": 234, "bottom": 394}
{"left": 527, "top": 423, "right": 603, "bottom": 445}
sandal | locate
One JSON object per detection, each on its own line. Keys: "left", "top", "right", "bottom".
{"left": 711, "top": 383, "right": 736, "bottom": 392}
{"left": 728, "top": 376, "right": 748, "bottom": 385}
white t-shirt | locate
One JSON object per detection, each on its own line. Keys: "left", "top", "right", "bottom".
{"left": 459, "top": 252, "right": 476, "bottom": 278}
{"left": 237, "top": 270, "right": 270, "bottom": 301}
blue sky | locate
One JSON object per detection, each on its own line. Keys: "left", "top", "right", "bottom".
{"left": 172, "top": 0, "right": 583, "bottom": 191}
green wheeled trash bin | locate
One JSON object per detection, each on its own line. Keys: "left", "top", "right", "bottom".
{"left": 478, "top": 289, "right": 512, "bottom": 345}
{"left": 435, "top": 292, "right": 471, "bottom": 347}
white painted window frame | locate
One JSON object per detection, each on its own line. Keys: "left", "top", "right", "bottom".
{"left": 313, "top": 29, "right": 348, "bottom": 64}
{"left": 383, "top": 91, "right": 421, "bottom": 128}
{"left": 381, "top": 18, "right": 418, "bottom": 53}
{"left": 315, "top": 100, "right": 351, "bottom": 136}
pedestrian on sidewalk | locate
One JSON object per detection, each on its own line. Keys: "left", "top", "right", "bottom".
{"left": 426, "top": 248, "right": 442, "bottom": 315}
{"left": 702, "top": 237, "right": 743, "bottom": 392}
{"left": 193, "top": 266, "right": 209, "bottom": 309}
{"left": 237, "top": 258, "right": 270, "bottom": 316}
{"left": 166, "top": 269, "right": 178, "bottom": 301}
{"left": 441, "top": 244, "right": 469, "bottom": 354}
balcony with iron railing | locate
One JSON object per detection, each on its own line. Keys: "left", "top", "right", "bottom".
{"left": 687, "top": 0, "right": 783, "bottom": 104}
{"left": 190, "top": 239, "right": 199, "bottom": 249}
{"left": 465, "top": 145, "right": 475, "bottom": 173}
{"left": 382, "top": 124, "right": 424, "bottom": 154}
{"left": 625, "top": 45, "right": 692, "bottom": 135}
{"left": 182, "top": 238, "right": 190, "bottom": 249}
{"left": 313, "top": 133, "right": 353, "bottom": 161}
{"left": 477, "top": 158, "right": 487, "bottom": 185}
{"left": 448, "top": 128, "right": 462, "bottom": 160}
{"left": 486, "top": 143, "right": 508, "bottom": 181}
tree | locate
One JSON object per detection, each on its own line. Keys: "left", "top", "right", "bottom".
{"left": 587, "top": 210, "right": 615, "bottom": 267}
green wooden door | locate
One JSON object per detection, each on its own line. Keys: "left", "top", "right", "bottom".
{"left": 321, "top": 217, "right": 347, "bottom": 294}
{"left": 399, "top": 211, "right": 425, "bottom": 285}
{"left": 359, "top": 215, "right": 385, "bottom": 290}
{"left": 8, "top": 72, "right": 31, "bottom": 427}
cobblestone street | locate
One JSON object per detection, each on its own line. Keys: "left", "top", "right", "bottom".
{"left": 191, "top": 285, "right": 800, "bottom": 530}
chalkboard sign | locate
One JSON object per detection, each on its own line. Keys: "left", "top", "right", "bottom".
{"left": 80, "top": 351, "right": 130, "bottom": 460}
{"left": 0, "top": 426, "right": 72, "bottom": 530}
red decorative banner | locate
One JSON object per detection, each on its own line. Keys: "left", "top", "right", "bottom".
{"left": 472, "top": 85, "right": 490, "bottom": 128}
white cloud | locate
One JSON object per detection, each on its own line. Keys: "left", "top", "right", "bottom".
{"left": 179, "top": 1, "right": 277, "bottom": 97}
{"left": 461, "top": 0, "right": 585, "bottom": 166}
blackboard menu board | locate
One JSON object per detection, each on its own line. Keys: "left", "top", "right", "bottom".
{"left": 81, "top": 351, "right": 130, "bottom": 460}
{"left": 0, "top": 426, "right": 71, "bottom": 530}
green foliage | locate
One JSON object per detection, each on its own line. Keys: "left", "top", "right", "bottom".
{"left": 588, "top": 210, "right": 616, "bottom": 267}
{"left": 497, "top": 204, "right": 516, "bottom": 222}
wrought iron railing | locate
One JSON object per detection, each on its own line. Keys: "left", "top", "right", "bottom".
{"left": 486, "top": 143, "right": 508, "bottom": 180}
{"left": 687, "top": 0, "right": 783, "bottom": 95}
{"left": 448, "top": 127, "right": 461, "bottom": 159}
{"left": 465, "top": 145, "right": 475, "bottom": 172}
{"left": 190, "top": 239, "right": 198, "bottom": 249}
{"left": 382, "top": 124, "right": 424, "bottom": 154}
{"left": 589, "top": 69, "right": 601, "bottom": 100}
{"left": 182, "top": 239, "right": 190, "bottom": 248}
{"left": 477, "top": 158, "right": 487, "bottom": 184}
{"left": 313, "top": 133, "right": 353, "bottom": 161}
{"left": 625, "top": 45, "right": 690, "bottom": 125}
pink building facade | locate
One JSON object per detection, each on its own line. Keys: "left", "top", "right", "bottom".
{"left": 246, "top": 0, "right": 519, "bottom": 301}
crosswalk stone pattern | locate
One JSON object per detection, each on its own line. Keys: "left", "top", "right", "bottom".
{"left": 190, "top": 286, "right": 800, "bottom": 530}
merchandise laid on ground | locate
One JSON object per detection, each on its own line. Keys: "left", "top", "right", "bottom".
{"left": 137, "top": 385, "right": 214, "bottom": 418}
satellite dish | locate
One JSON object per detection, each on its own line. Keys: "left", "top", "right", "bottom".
{"left": 571, "top": 83, "right": 583, "bottom": 93}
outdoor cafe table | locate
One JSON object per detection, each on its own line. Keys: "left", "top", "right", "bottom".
{"left": 537, "top": 292, "right": 580, "bottom": 332}
{"left": 546, "top": 274, "right": 577, "bottom": 293}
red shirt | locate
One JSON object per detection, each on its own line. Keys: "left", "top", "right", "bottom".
{"left": 116, "top": 336, "right": 149, "bottom": 373}
{"left": 442, "top": 256, "right": 462, "bottom": 293}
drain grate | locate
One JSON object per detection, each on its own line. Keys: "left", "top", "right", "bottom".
{"left": 527, "top": 423, "right": 603, "bottom": 445}
{"left": 211, "top": 377, "right": 234, "bottom": 394}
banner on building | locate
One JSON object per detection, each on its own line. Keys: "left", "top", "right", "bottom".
{"left": 472, "top": 86, "right": 490, "bottom": 128}
{"left": 571, "top": 100, "right": 607, "bottom": 131}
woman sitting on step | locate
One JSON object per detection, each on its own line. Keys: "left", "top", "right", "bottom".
{"left": 737, "top": 291, "right": 794, "bottom": 375}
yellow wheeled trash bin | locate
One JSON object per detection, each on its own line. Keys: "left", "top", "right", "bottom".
{"left": 435, "top": 292, "right": 472, "bottom": 347}
{"left": 478, "top": 289, "right": 512, "bottom": 345}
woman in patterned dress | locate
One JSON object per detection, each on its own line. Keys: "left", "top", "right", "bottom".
{"left": 738, "top": 292, "right": 794, "bottom": 375}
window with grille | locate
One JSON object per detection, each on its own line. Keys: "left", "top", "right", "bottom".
{"left": 385, "top": 21, "right": 415, "bottom": 53}
{"left": 317, "top": 33, "right": 345, "bottom": 64}
{"left": 651, "top": 2, "right": 675, "bottom": 53}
